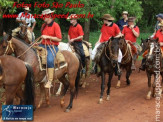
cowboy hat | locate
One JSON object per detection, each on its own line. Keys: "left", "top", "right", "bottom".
{"left": 122, "top": 11, "right": 128, "bottom": 15}
{"left": 156, "top": 13, "right": 163, "bottom": 19}
{"left": 158, "top": 21, "right": 163, "bottom": 26}
{"left": 67, "top": 14, "right": 78, "bottom": 20}
{"left": 24, "top": 7, "right": 30, "bottom": 11}
{"left": 41, "top": 9, "right": 55, "bottom": 15}
{"left": 128, "top": 17, "right": 136, "bottom": 22}
{"left": 101, "top": 14, "right": 114, "bottom": 21}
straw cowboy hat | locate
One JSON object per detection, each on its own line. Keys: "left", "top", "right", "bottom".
{"left": 67, "top": 14, "right": 78, "bottom": 20}
{"left": 128, "top": 17, "right": 136, "bottom": 22}
{"left": 24, "top": 7, "right": 30, "bottom": 11}
{"left": 158, "top": 21, "right": 163, "bottom": 26}
{"left": 101, "top": 14, "right": 114, "bottom": 21}
{"left": 41, "top": 9, "right": 55, "bottom": 15}
{"left": 122, "top": 11, "right": 128, "bottom": 15}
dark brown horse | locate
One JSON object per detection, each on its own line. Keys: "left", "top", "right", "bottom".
{"left": 0, "top": 55, "right": 34, "bottom": 106}
{"left": 141, "top": 38, "right": 163, "bottom": 99}
{"left": 116, "top": 37, "right": 132, "bottom": 88}
{"left": 95, "top": 37, "right": 120, "bottom": 103}
{"left": 0, "top": 33, "right": 80, "bottom": 112}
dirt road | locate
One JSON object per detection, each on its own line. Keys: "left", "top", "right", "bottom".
{"left": 34, "top": 61, "right": 163, "bottom": 122}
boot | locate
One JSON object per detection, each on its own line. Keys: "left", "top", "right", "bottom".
{"left": 131, "top": 54, "right": 137, "bottom": 70}
{"left": 45, "top": 68, "right": 54, "bottom": 88}
{"left": 139, "top": 58, "right": 146, "bottom": 71}
{"left": 131, "top": 59, "right": 136, "bottom": 70}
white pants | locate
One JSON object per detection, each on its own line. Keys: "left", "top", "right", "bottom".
{"left": 91, "top": 42, "right": 122, "bottom": 63}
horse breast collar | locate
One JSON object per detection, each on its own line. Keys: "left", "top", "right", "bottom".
{"left": 4, "top": 40, "right": 14, "bottom": 55}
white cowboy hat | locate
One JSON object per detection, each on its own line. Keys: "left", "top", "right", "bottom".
{"left": 24, "top": 7, "right": 30, "bottom": 11}
{"left": 67, "top": 14, "right": 78, "bottom": 20}
{"left": 122, "top": 11, "right": 128, "bottom": 15}
{"left": 41, "top": 9, "right": 55, "bottom": 15}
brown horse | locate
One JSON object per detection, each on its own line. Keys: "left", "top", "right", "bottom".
{"left": 116, "top": 37, "right": 132, "bottom": 88}
{"left": 0, "top": 33, "right": 80, "bottom": 112}
{"left": 0, "top": 55, "right": 34, "bottom": 106}
{"left": 141, "top": 38, "right": 163, "bottom": 99}
{"left": 95, "top": 37, "right": 120, "bottom": 103}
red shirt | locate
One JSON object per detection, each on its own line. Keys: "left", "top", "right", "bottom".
{"left": 100, "top": 23, "right": 120, "bottom": 43}
{"left": 122, "top": 25, "right": 139, "bottom": 43}
{"left": 41, "top": 21, "right": 62, "bottom": 45}
{"left": 153, "top": 29, "right": 163, "bottom": 42}
{"left": 68, "top": 23, "right": 84, "bottom": 41}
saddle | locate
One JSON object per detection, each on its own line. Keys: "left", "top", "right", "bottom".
{"left": 71, "top": 41, "right": 92, "bottom": 57}
{"left": 34, "top": 46, "right": 67, "bottom": 71}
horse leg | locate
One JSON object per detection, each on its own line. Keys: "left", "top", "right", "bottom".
{"left": 16, "top": 88, "right": 24, "bottom": 105}
{"left": 56, "top": 82, "right": 63, "bottom": 96}
{"left": 99, "top": 72, "right": 105, "bottom": 104}
{"left": 65, "top": 78, "right": 75, "bottom": 112}
{"left": 106, "top": 72, "right": 113, "bottom": 100}
{"left": 5, "top": 86, "right": 16, "bottom": 105}
{"left": 146, "top": 73, "right": 152, "bottom": 100}
{"left": 126, "top": 68, "right": 132, "bottom": 85}
{"left": 116, "top": 74, "right": 121, "bottom": 88}
{"left": 82, "top": 58, "right": 90, "bottom": 88}
{"left": 59, "top": 76, "right": 69, "bottom": 108}
{"left": 37, "top": 82, "right": 45, "bottom": 108}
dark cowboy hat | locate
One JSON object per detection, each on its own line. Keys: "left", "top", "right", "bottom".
{"left": 128, "top": 17, "right": 136, "bottom": 22}
{"left": 101, "top": 14, "right": 114, "bottom": 21}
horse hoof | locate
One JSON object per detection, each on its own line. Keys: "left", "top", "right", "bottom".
{"left": 146, "top": 96, "right": 151, "bottom": 100}
{"left": 98, "top": 98, "right": 103, "bottom": 104}
{"left": 106, "top": 95, "right": 110, "bottom": 101}
{"left": 65, "top": 109, "right": 70, "bottom": 113}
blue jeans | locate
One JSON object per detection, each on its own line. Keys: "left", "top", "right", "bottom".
{"left": 73, "top": 41, "right": 85, "bottom": 67}
{"left": 39, "top": 44, "right": 58, "bottom": 68}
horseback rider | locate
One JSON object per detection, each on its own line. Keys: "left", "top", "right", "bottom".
{"left": 12, "top": 6, "right": 36, "bottom": 42}
{"left": 140, "top": 21, "right": 163, "bottom": 71}
{"left": 117, "top": 11, "right": 128, "bottom": 31}
{"left": 67, "top": 14, "right": 86, "bottom": 71}
{"left": 151, "top": 13, "right": 163, "bottom": 38}
{"left": 91, "top": 14, "right": 123, "bottom": 75}
{"left": 122, "top": 17, "right": 140, "bottom": 70}
{"left": 39, "top": 9, "right": 62, "bottom": 88}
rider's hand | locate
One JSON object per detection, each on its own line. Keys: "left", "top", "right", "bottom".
{"left": 21, "top": 20, "right": 26, "bottom": 24}
{"left": 41, "top": 35, "right": 49, "bottom": 39}
{"left": 69, "top": 39, "right": 74, "bottom": 43}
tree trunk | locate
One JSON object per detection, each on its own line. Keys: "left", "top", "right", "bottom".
{"left": 0, "top": 18, "right": 3, "bottom": 36}
{"left": 83, "top": 18, "right": 90, "bottom": 41}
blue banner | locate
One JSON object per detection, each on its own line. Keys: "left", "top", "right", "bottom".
{"left": 2, "top": 105, "right": 33, "bottom": 121}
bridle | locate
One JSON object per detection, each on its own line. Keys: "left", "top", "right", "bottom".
{"left": 4, "top": 40, "right": 14, "bottom": 55}
{"left": 120, "top": 39, "right": 131, "bottom": 64}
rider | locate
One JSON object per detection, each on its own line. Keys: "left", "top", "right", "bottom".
{"left": 151, "top": 13, "right": 163, "bottom": 38}
{"left": 12, "top": 7, "right": 36, "bottom": 42}
{"left": 140, "top": 21, "right": 163, "bottom": 71}
{"left": 117, "top": 11, "right": 128, "bottom": 31}
{"left": 122, "top": 17, "right": 140, "bottom": 70}
{"left": 67, "top": 14, "right": 86, "bottom": 70}
{"left": 91, "top": 14, "right": 122, "bottom": 75}
{"left": 40, "top": 9, "right": 62, "bottom": 88}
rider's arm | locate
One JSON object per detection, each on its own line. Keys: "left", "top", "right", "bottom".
{"left": 160, "top": 42, "right": 163, "bottom": 46}
{"left": 68, "top": 35, "right": 70, "bottom": 42}
{"left": 31, "top": 21, "right": 36, "bottom": 32}
{"left": 131, "top": 26, "right": 139, "bottom": 37}
{"left": 16, "top": 12, "right": 26, "bottom": 24}
{"left": 115, "top": 32, "right": 122, "bottom": 38}
{"left": 41, "top": 35, "right": 61, "bottom": 42}
{"left": 71, "top": 36, "right": 83, "bottom": 42}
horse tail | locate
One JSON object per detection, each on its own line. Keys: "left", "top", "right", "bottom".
{"left": 24, "top": 63, "right": 35, "bottom": 106}
{"left": 0, "top": 60, "right": 3, "bottom": 80}
{"left": 75, "top": 62, "right": 81, "bottom": 98}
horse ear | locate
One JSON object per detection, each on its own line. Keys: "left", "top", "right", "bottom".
{"left": 155, "top": 38, "right": 159, "bottom": 43}
{"left": 8, "top": 34, "right": 12, "bottom": 41}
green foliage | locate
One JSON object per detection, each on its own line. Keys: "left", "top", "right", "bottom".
{"left": 0, "top": 0, "right": 17, "bottom": 18}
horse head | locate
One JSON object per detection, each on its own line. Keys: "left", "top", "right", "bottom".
{"left": 107, "top": 37, "right": 120, "bottom": 65}
{"left": 147, "top": 38, "right": 160, "bottom": 61}
{"left": 19, "top": 24, "right": 28, "bottom": 39}
{"left": 0, "top": 32, "right": 13, "bottom": 55}
{"left": 140, "top": 38, "right": 150, "bottom": 55}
